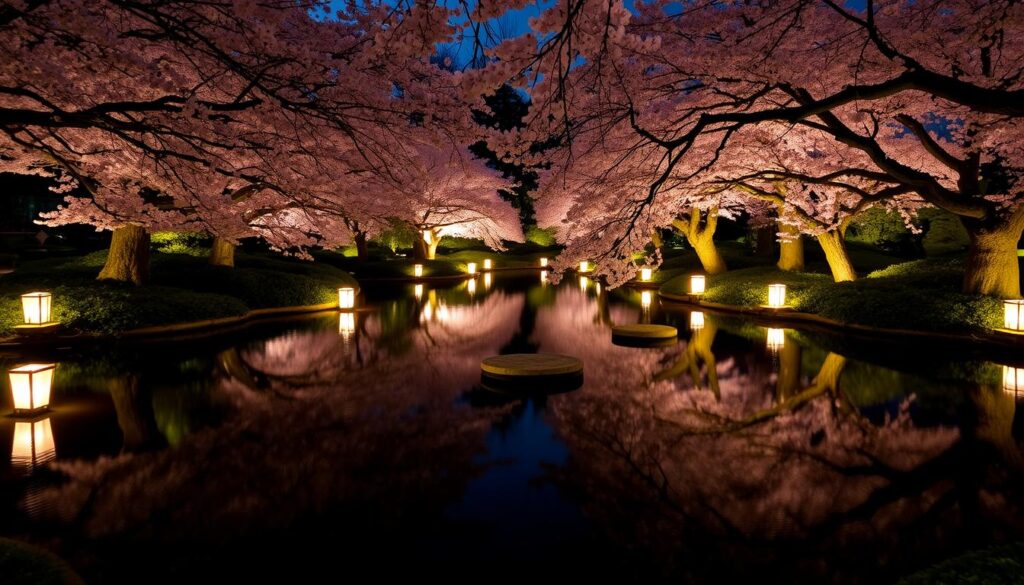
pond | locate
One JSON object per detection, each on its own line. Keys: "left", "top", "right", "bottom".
{"left": 2, "top": 271, "right": 1024, "bottom": 584}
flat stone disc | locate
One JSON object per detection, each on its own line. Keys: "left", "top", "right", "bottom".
{"left": 611, "top": 324, "right": 678, "bottom": 340}
{"left": 481, "top": 353, "right": 583, "bottom": 377}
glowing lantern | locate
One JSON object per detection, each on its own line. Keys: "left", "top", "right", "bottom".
{"left": 21, "top": 292, "right": 53, "bottom": 324}
{"left": 579, "top": 261, "right": 591, "bottom": 273}
{"left": 690, "top": 275, "right": 706, "bottom": 296}
{"left": 579, "top": 276, "right": 589, "bottom": 291}
{"left": 8, "top": 363, "right": 55, "bottom": 415}
{"left": 641, "top": 290, "right": 652, "bottom": 310}
{"left": 338, "top": 287, "right": 356, "bottom": 310}
{"left": 767, "top": 284, "right": 787, "bottom": 308}
{"left": 1004, "top": 365, "right": 1024, "bottom": 395}
{"left": 468, "top": 278, "right": 477, "bottom": 295}
{"left": 540, "top": 257, "right": 549, "bottom": 268}
{"left": 338, "top": 312, "right": 356, "bottom": 339}
{"left": 766, "top": 328, "right": 785, "bottom": 352}
{"left": 467, "top": 262, "right": 477, "bottom": 275}
{"left": 414, "top": 264, "right": 424, "bottom": 278}
{"left": 690, "top": 311, "right": 705, "bottom": 331}
{"left": 639, "top": 268, "right": 653, "bottom": 282}
{"left": 483, "top": 259, "right": 493, "bottom": 271}
{"left": 484, "top": 272, "right": 492, "bottom": 290}
{"left": 11, "top": 417, "right": 55, "bottom": 474}
{"left": 1004, "top": 300, "right": 1024, "bottom": 330}
{"left": 414, "top": 284, "right": 424, "bottom": 300}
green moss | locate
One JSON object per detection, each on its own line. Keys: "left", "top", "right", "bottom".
{"left": 661, "top": 258, "right": 1002, "bottom": 333}
{"left": 897, "top": 542, "right": 1024, "bottom": 585}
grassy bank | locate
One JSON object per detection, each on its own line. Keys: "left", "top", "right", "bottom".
{"left": 897, "top": 542, "right": 1024, "bottom": 584}
{"left": 0, "top": 251, "right": 357, "bottom": 336}
{"left": 660, "top": 257, "right": 1003, "bottom": 333}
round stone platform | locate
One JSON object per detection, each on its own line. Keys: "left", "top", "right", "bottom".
{"left": 611, "top": 324, "right": 678, "bottom": 340}
{"left": 481, "top": 353, "right": 583, "bottom": 377}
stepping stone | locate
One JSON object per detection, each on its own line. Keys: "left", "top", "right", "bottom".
{"left": 611, "top": 324, "right": 678, "bottom": 340}
{"left": 480, "top": 353, "right": 584, "bottom": 395}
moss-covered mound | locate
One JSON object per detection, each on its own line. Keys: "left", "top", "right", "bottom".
{"left": 897, "top": 542, "right": 1024, "bottom": 585}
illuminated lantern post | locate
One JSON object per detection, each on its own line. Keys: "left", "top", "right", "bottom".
{"left": 689, "top": 275, "right": 706, "bottom": 296}
{"left": 483, "top": 259, "right": 493, "bottom": 271}
{"left": 467, "top": 262, "right": 477, "bottom": 275}
{"left": 8, "top": 363, "right": 55, "bottom": 416}
{"left": 338, "top": 312, "right": 356, "bottom": 341}
{"left": 338, "top": 287, "right": 356, "bottom": 310}
{"left": 540, "top": 258, "right": 549, "bottom": 268}
{"left": 767, "top": 284, "right": 787, "bottom": 308}
{"left": 414, "top": 264, "right": 424, "bottom": 278}
{"left": 1004, "top": 300, "right": 1024, "bottom": 331}
{"left": 10, "top": 417, "right": 55, "bottom": 475}
{"left": 766, "top": 328, "right": 786, "bottom": 352}
{"left": 639, "top": 268, "right": 653, "bottom": 282}
{"left": 579, "top": 261, "right": 591, "bottom": 273}
{"left": 1004, "top": 365, "right": 1024, "bottom": 397}
{"left": 690, "top": 311, "right": 705, "bottom": 331}
{"left": 641, "top": 290, "right": 652, "bottom": 310}
{"left": 21, "top": 292, "right": 52, "bottom": 324}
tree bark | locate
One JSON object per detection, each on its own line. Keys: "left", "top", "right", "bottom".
{"left": 413, "top": 229, "right": 439, "bottom": 260}
{"left": 673, "top": 207, "right": 727, "bottom": 275}
{"left": 962, "top": 216, "right": 1023, "bottom": 298}
{"left": 354, "top": 232, "right": 368, "bottom": 262}
{"left": 816, "top": 231, "right": 856, "bottom": 282}
{"left": 776, "top": 341, "right": 802, "bottom": 402}
{"left": 99, "top": 224, "right": 150, "bottom": 285}
{"left": 777, "top": 223, "right": 805, "bottom": 271}
{"left": 209, "top": 237, "right": 235, "bottom": 267}
{"left": 108, "top": 375, "right": 164, "bottom": 453}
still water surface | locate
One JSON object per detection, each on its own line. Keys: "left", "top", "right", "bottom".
{"left": 2, "top": 271, "right": 1024, "bottom": 584}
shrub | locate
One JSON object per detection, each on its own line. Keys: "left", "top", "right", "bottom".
{"left": 525, "top": 225, "right": 558, "bottom": 247}
{"left": 151, "top": 231, "right": 211, "bottom": 257}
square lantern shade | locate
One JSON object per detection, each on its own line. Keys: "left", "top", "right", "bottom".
{"left": 640, "top": 268, "right": 653, "bottom": 282}
{"left": 690, "top": 275, "right": 706, "bottom": 295}
{"left": 11, "top": 417, "right": 56, "bottom": 474}
{"left": 414, "top": 264, "right": 424, "bottom": 278}
{"left": 483, "top": 259, "right": 493, "bottom": 271}
{"left": 21, "top": 292, "right": 53, "bottom": 325}
{"left": 690, "top": 311, "right": 705, "bottom": 331}
{"left": 467, "top": 263, "right": 477, "bottom": 274}
{"left": 540, "top": 258, "right": 549, "bottom": 268}
{"left": 1004, "top": 300, "right": 1024, "bottom": 330}
{"left": 767, "top": 284, "right": 787, "bottom": 308}
{"left": 1004, "top": 365, "right": 1024, "bottom": 395}
{"left": 579, "top": 261, "right": 591, "bottom": 273}
{"left": 766, "top": 328, "right": 786, "bottom": 352}
{"left": 8, "top": 363, "right": 55, "bottom": 415}
{"left": 338, "top": 287, "right": 356, "bottom": 310}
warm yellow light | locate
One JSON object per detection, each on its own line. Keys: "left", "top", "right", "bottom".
{"left": 338, "top": 312, "right": 355, "bottom": 339}
{"left": 767, "top": 284, "right": 787, "bottom": 308}
{"left": 640, "top": 268, "right": 653, "bottom": 282}
{"left": 579, "top": 276, "right": 589, "bottom": 291}
{"left": 414, "top": 264, "right": 424, "bottom": 278}
{"left": 21, "top": 292, "right": 52, "bottom": 324}
{"left": 338, "top": 287, "right": 356, "bottom": 310}
{"left": 690, "top": 311, "right": 705, "bottom": 331}
{"left": 414, "top": 284, "right": 424, "bottom": 300}
{"left": 1004, "top": 300, "right": 1024, "bottom": 330}
{"left": 579, "top": 261, "right": 591, "bottom": 273}
{"left": 641, "top": 290, "right": 652, "bottom": 310}
{"left": 540, "top": 257, "right": 549, "bottom": 268}
{"left": 484, "top": 272, "right": 492, "bottom": 290}
{"left": 467, "top": 262, "right": 477, "bottom": 274}
{"left": 540, "top": 271, "right": 548, "bottom": 286}
{"left": 690, "top": 275, "right": 706, "bottom": 295}
{"left": 467, "top": 277, "right": 477, "bottom": 295}
{"left": 766, "top": 328, "right": 785, "bottom": 352}
{"left": 483, "top": 259, "right": 492, "bottom": 271}
{"left": 1004, "top": 365, "right": 1024, "bottom": 395}
{"left": 11, "top": 417, "right": 55, "bottom": 474}
{"left": 422, "top": 229, "right": 433, "bottom": 245}
{"left": 8, "top": 363, "right": 55, "bottom": 414}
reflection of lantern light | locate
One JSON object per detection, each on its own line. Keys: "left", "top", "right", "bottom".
{"left": 1003, "top": 365, "right": 1024, "bottom": 395}
{"left": 338, "top": 287, "right": 356, "bottom": 310}
{"left": 579, "top": 261, "right": 591, "bottom": 273}
{"left": 579, "top": 276, "right": 589, "bottom": 291}
{"left": 540, "top": 258, "right": 549, "bottom": 268}
{"left": 1004, "top": 300, "right": 1024, "bottom": 330}
{"left": 483, "top": 259, "right": 492, "bottom": 271}
{"left": 467, "top": 262, "right": 477, "bottom": 275}
{"left": 767, "top": 284, "right": 787, "bottom": 308}
{"left": 690, "top": 275, "right": 706, "bottom": 295}
{"left": 640, "top": 268, "right": 653, "bottom": 282}
{"left": 484, "top": 272, "right": 492, "bottom": 290}
{"left": 467, "top": 277, "right": 477, "bottom": 295}
{"left": 595, "top": 282, "right": 602, "bottom": 294}
{"left": 11, "top": 417, "right": 55, "bottom": 474}
{"left": 21, "top": 292, "right": 53, "bottom": 324}
{"left": 414, "top": 264, "right": 424, "bottom": 278}
{"left": 641, "top": 290, "right": 652, "bottom": 310}
{"left": 766, "top": 328, "right": 785, "bottom": 352}
{"left": 540, "top": 271, "right": 548, "bottom": 285}
{"left": 690, "top": 311, "right": 705, "bottom": 331}
{"left": 338, "top": 312, "right": 356, "bottom": 339}
{"left": 414, "top": 284, "right": 424, "bottom": 300}
{"left": 8, "top": 363, "right": 55, "bottom": 415}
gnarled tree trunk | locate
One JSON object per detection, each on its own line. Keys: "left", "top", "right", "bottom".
{"left": 209, "top": 237, "right": 235, "bottom": 267}
{"left": 962, "top": 215, "right": 1024, "bottom": 298}
{"left": 816, "top": 231, "right": 856, "bottom": 282}
{"left": 413, "top": 228, "right": 439, "bottom": 261}
{"left": 777, "top": 222, "right": 805, "bottom": 272}
{"left": 673, "top": 207, "right": 727, "bottom": 275}
{"left": 354, "top": 232, "right": 368, "bottom": 261}
{"left": 99, "top": 224, "right": 150, "bottom": 285}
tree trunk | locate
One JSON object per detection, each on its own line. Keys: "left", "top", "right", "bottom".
{"left": 412, "top": 237, "right": 428, "bottom": 261}
{"left": 673, "top": 207, "right": 727, "bottom": 275}
{"left": 776, "top": 342, "right": 802, "bottom": 402}
{"left": 777, "top": 223, "right": 805, "bottom": 271}
{"left": 816, "top": 231, "right": 856, "bottom": 282}
{"left": 413, "top": 229, "right": 439, "bottom": 260}
{"left": 354, "top": 232, "right": 368, "bottom": 262}
{"left": 692, "top": 235, "right": 727, "bottom": 275}
{"left": 209, "top": 237, "right": 235, "bottom": 267}
{"left": 108, "top": 376, "right": 164, "bottom": 453}
{"left": 650, "top": 229, "right": 664, "bottom": 250}
{"left": 99, "top": 225, "right": 150, "bottom": 285}
{"left": 427, "top": 238, "right": 439, "bottom": 260}
{"left": 962, "top": 218, "right": 1023, "bottom": 298}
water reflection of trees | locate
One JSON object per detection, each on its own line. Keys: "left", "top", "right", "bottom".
{"left": 532, "top": 305, "right": 1024, "bottom": 582}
